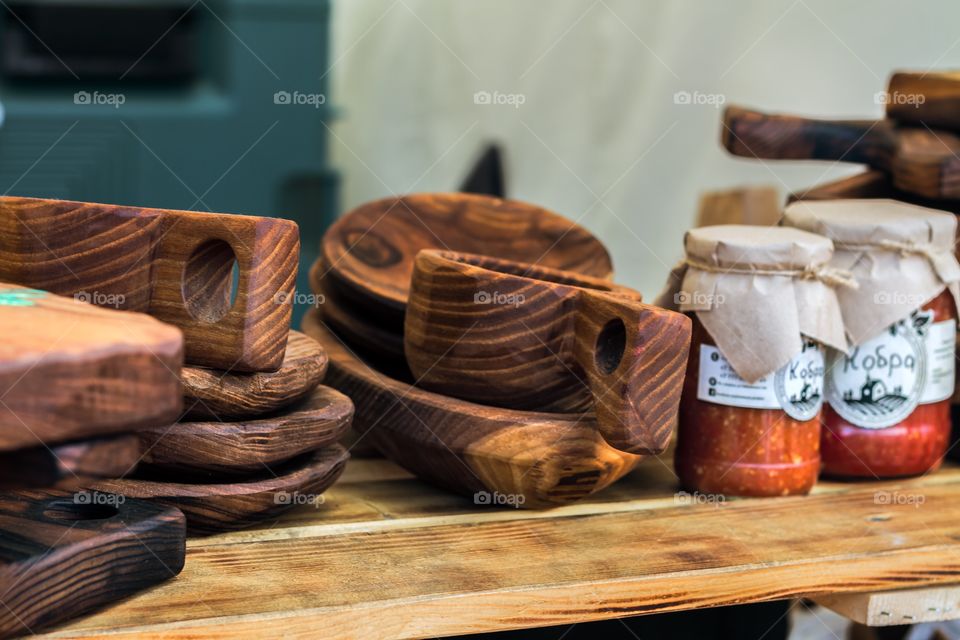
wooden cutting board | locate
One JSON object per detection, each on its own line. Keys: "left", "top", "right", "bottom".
{"left": 0, "top": 489, "right": 185, "bottom": 638}
{"left": 886, "top": 71, "right": 960, "bottom": 132}
{"left": 90, "top": 446, "right": 349, "bottom": 534}
{"left": 140, "top": 385, "right": 353, "bottom": 477}
{"left": 0, "top": 283, "right": 183, "bottom": 451}
{"left": 181, "top": 331, "right": 328, "bottom": 420}
{"left": 0, "top": 196, "right": 299, "bottom": 372}
{"left": 723, "top": 105, "right": 960, "bottom": 199}
{"left": 319, "top": 193, "right": 613, "bottom": 322}
{"left": 0, "top": 434, "right": 141, "bottom": 489}
{"left": 790, "top": 169, "right": 960, "bottom": 214}
{"left": 304, "top": 312, "right": 641, "bottom": 508}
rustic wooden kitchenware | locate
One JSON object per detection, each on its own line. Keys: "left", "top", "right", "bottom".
{"left": 90, "top": 446, "right": 348, "bottom": 534}
{"left": 0, "top": 490, "right": 185, "bottom": 638}
{"left": 886, "top": 71, "right": 960, "bottom": 132}
{"left": 304, "top": 313, "right": 642, "bottom": 507}
{"left": 722, "top": 105, "right": 960, "bottom": 199}
{"left": 790, "top": 169, "right": 960, "bottom": 215}
{"left": 318, "top": 193, "right": 613, "bottom": 325}
{"left": 404, "top": 250, "right": 691, "bottom": 454}
{"left": 140, "top": 386, "right": 353, "bottom": 477}
{"left": 0, "top": 196, "right": 299, "bottom": 372}
{"left": 0, "top": 283, "right": 182, "bottom": 451}
{"left": 181, "top": 331, "right": 329, "bottom": 420}
{"left": 0, "top": 434, "right": 141, "bottom": 489}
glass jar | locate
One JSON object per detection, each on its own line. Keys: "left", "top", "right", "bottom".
{"left": 821, "top": 289, "right": 957, "bottom": 477}
{"left": 676, "top": 316, "right": 823, "bottom": 497}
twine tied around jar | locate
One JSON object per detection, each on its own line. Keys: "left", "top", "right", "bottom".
{"left": 682, "top": 259, "right": 859, "bottom": 290}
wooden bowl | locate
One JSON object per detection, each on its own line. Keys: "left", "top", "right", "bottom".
{"left": 319, "top": 193, "right": 613, "bottom": 322}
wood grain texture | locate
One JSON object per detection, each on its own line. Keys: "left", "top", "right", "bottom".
{"left": 695, "top": 186, "right": 782, "bottom": 227}
{"left": 319, "top": 192, "right": 613, "bottom": 320}
{"left": 0, "top": 283, "right": 183, "bottom": 451}
{"left": 0, "top": 435, "right": 141, "bottom": 489}
{"left": 790, "top": 169, "right": 960, "bottom": 214}
{"left": 139, "top": 385, "right": 353, "bottom": 477}
{"left": 722, "top": 105, "right": 960, "bottom": 199}
{"left": 887, "top": 71, "right": 960, "bottom": 132}
{"left": 89, "top": 446, "right": 349, "bottom": 535}
{"left": 404, "top": 250, "right": 691, "bottom": 454}
{"left": 0, "top": 196, "right": 299, "bottom": 372}
{"left": 0, "top": 490, "right": 184, "bottom": 638}
{"left": 815, "top": 584, "right": 960, "bottom": 627}
{"left": 36, "top": 459, "right": 960, "bottom": 640}
{"left": 181, "top": 331, "right": 328, "bottom": 420}
{"left": 304, "top": 312, "right": 642, "bottom": 507}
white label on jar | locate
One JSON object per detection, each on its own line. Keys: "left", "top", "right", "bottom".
{"left": 826, "top": 315, "right": 926, "bottom": 430}
{"left": 697, "top": 341, "right": 824, "bottom": 420}
{"left": 919, "top": 315, "right": 955, "bottom": 404}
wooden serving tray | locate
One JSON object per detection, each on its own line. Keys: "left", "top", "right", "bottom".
{"left": 0, "top": 283, "right": 182, "bottom": 451}
{"left": 0, "top": 434, "right": 141, "bottom": 489}
{"left": 0, "top": 490, "right": 184, "bottom": 638}
{"left": 90, "top": 446, "right": 349, "bottom": 535}
{"left": 304, "top": 312, "right": 641, "bottom": 508}
{"left": 181, "top": 331, "right": 329, "bottom": 420}
{"left": 140, "top": 385, "right": 353, "bottom": 477}
{"left": 0, "top": 196, "right": 299, "bottom": 372}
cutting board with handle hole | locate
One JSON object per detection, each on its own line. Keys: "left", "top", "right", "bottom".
{"left": 0, "top": 196, "right": 299, "bottom": 372}
{"left": 0, "top": 283, "right": 183, "bottom": 451}
{"left": 0, "top": 489, "right": 185, "bottom": 638}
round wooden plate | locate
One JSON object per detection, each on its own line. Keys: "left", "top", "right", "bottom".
{"left": 303, "top": 311, "right": 641, "bottom": 508}
{"left": 181, "top": 331, "right": 328, "bottom": 420}
{"left": 320, "top": 193, "right": 613, "bottom": 319}
{"left": 89, "top": 446, "right": 349, "bottom": 535}
{"left": 139, "top": 385, "right": 354, "bottom": 477}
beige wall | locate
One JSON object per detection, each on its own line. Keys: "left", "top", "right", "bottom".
{"left": 330, "top": 0, "right": 960, "bottom": 297}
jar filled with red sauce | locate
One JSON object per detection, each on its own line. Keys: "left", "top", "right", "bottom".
{"left": 784, "top": 199, "right": 960, "bottom": 479}
{"left": 658, "top": 225, "right": 850, "bottom": 497}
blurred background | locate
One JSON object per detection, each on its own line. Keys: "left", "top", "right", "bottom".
{"left": 7, "top": 0, "right": 960, "bottom": 303}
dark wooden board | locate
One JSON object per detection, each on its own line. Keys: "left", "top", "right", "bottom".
{"left": 0, "top": 196, "right": 299, "bottom": 372}
{"left": 790, "top": 169, "right": 960, "bottom": 214}
{"left": 722, "top": 105, "right": 960, "bottom": 199}
{"left": 90, "top": 446, "right": 349, "bottom": 535}
{"left": 181, "top": 331, "right": 328, "bottom": 420}
{"left": 304, "top": 312, "right": 642, "bottom": 508}
{"left": 319, "top": 193, "right": 613, "bottom": 320}
{"left": 405, "top": 250, "right": 691, "bottom": 454}
{"left": 0, "top": 283, "right": 183, "bottom": 451}
{"left": 887, "top": 71, "right": 960, "bottom": 132}
{"left": 0, "top": 434, "right": 141, "bottom": 489}
{"left": 0, "top": 489, "right": 184, "bottom": 638}
{"left": 139, "top": 386, "right": 353, "bottom": 477}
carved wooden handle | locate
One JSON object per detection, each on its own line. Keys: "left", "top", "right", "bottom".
{"left": 573, "top": 291, "right": 691, "bottom": 455}
{"left": 722, "top": 105, "right": 893, "bottom": 167}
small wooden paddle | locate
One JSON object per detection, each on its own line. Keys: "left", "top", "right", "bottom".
{"left": 722, "top": 105, "right": 960, "bottom": 199}
{"left": 0, "top": 490, "right": 185, "bottom": 638}
{"left": 304, "top": 312, "right": 642, "bottom": 508}
{"left": 0, "top": 283, "right": 182, "bottom": 451}
{"left": 0, "top": 196, "right": 299, "bottom": 372}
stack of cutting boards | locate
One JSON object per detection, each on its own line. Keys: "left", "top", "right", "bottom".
{"left": 721, "top": 70, "right": 960, "bottom": 461}
{"left": 305, "top": 192, "right": 691, "bottom": 508}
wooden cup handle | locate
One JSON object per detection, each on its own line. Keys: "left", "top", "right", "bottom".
{"left": 722, "top": 105, "right": 893, "bottom": 166}
{"left": 573, "top": 291, "right": 691, "bottom": 455}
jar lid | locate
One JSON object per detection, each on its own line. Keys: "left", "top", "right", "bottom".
{"left": 684, "top": 224, "right": 835, "bottom": 272}
{"left": 783, "top": 199, "right": 960, "bottom": 345}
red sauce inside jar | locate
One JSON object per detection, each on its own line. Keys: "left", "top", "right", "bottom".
{"left": 675, "top": 316, "right": 821, "bottom": 497}
{"left": 820, "top": 289, "right": 956, "bottom": 478}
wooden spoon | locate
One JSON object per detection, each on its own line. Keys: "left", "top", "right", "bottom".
{"left": 0, "top": 490, "right": 184, "bottom": 638}
{"left": 722, "top": 105, "right": 960, "bottom": 199}
{"left": 139, "top": 386, "right": 353, "bottom": 477}
{"left": 303, "top": 312, "right": 642, "bottom": 508}
{"left": 181, "top": 330, "right": 329, "bottom": 420}
{"left": 0, "top": 283, "right": 182, "bottom": 451}
{"left": 89, "top": 446, "right": 348, "bottom": 534}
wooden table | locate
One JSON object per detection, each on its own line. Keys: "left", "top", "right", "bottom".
{"left": 43, "top": 454, "right": 960, "bottom": 639}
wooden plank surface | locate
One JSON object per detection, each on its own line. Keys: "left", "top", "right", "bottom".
{"left": 40, "top": 456, "right": 960, "bottom": 639}
{"left": 815, "top": 584, "right": 960, "bottom": 627}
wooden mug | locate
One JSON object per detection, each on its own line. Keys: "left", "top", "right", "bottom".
{"left": 404, "top": 250, "right": 691, "bottom": 454}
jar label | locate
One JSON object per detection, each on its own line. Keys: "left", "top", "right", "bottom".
{"left": 825, "top": 313, "right": 929, "bottom": 429}
{"left": 919, "top": 316, "right": 956, "bottom": 404}
{"left": 696, "top": 341, "right": 824, "bottom": 420}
